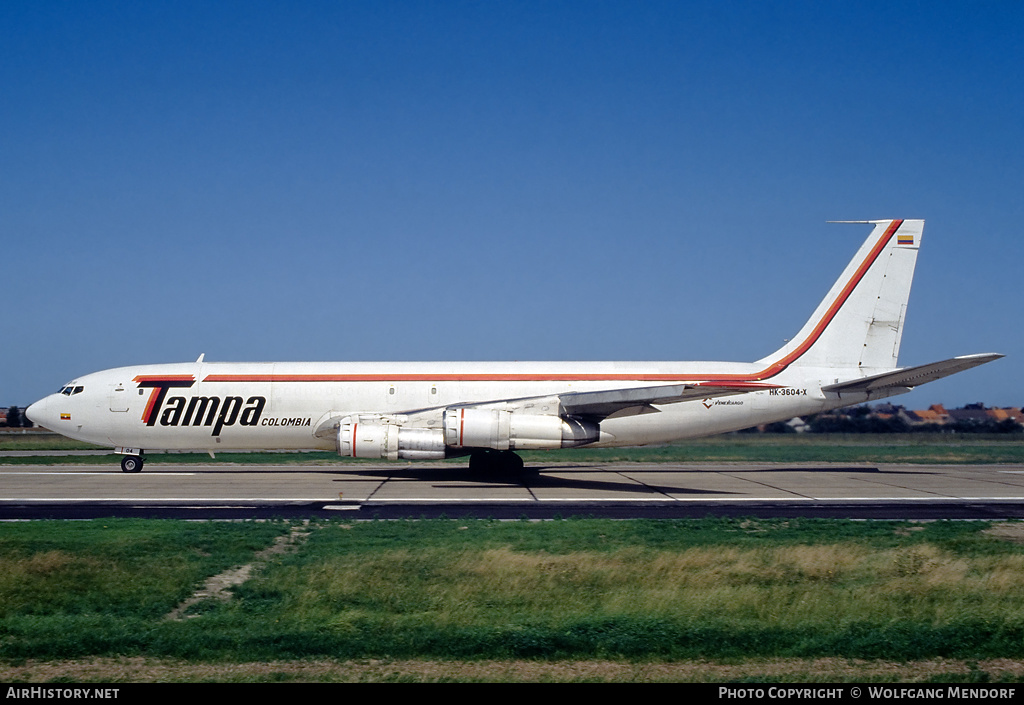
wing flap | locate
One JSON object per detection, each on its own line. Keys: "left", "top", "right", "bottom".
{"left": 558, "top": 381, "right": 780, "bottom": 418}
{"left": 821, "top": 353, "right": 1003, "bottom": 395}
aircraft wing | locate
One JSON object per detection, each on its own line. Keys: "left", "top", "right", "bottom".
{"left": 556, "top": 381, "right": 781, "bottom": 418}
{"left": 821, "top": 353, "right": 1004, "bottom": 395}
{"left": 313, "top": 380, "right": 782, "bottom": 439}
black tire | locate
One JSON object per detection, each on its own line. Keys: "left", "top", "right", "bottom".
{"left": 121, "top": 455, "right": 143, "bottom": 473}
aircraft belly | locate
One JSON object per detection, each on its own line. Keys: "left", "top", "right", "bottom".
{"left": 594, "top": 394, "right": 830, "bottom": 447}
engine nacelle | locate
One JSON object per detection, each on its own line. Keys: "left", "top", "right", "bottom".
{"left": 443, "top": 408, "right": 599, "bottom": 450}
{"left": 338, "top": 415, "right": 446, "bottom": 460}
{"left": 337, "top": 410, "right": 599, "bottom": 460}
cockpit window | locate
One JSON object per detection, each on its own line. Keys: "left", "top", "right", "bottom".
{"left": 59, "top": 386, "right": 85, "bottom": 396}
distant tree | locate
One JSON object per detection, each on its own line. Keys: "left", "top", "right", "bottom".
{"left": 807, "top": 411, "right": 908, "bottom": 434}
{"left": 995, "top": 418, "right": 1023, "bottom": 434}
{"left": 6, "top": 406, "right": 21, "bottom": 428}
{"left": 946, "top": 417, "right": 1023, "bottom": 434}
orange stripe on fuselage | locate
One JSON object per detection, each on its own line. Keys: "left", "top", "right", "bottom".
{"left": 200, "top": 221, "right": 902, "bottom": 388}
{"left": 133, "top": 375, "right": 196, "bottom": 383}
{"left": 754, "top": 218, "right": 903, "bottom": 380}
{"left": 133, "top": 375, "right": 197, "bottom": 424}
{"left": 203, "top": 374, "right": 770, "bottom": 383}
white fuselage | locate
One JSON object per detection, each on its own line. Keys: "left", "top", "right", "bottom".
{"left": 27, "top": 359, "right": 857, "bottom": 454}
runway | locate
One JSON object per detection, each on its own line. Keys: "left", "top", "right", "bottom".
{"left": 4, "top": 461, "right": 1024, "bottom": 520}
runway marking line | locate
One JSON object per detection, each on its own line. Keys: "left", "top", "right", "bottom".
{"left": 1, "top": 471, "right": 197, "bottom": 476}
{"left": 6, "top": 496, "right": 1024, "bottom": 504}
{"left": 358, "top": 496, "right": 1024, "bottom": 503}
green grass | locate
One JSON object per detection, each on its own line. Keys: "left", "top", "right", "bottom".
{"left": 0, "top": 432, "right": 99, "bottom": 451}
{"left": 0, "top": 520, "right": 290, "bottom": 619}
{"left": 5, "top": 518, "right": 1024, "bottom": 665}
{"left": 214, "top": 519, "right": 1024, "bottom": 660}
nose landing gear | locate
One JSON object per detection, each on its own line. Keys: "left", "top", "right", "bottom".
{"left": 120, "top": 455, "right": 145, "bottom": 473}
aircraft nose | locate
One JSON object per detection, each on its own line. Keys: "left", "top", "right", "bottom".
{"left": 25, "top": 397, "right": 50, "bottom": 429}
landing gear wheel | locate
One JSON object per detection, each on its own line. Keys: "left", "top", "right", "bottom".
{"left": 121, "top": 455, "right": 144, "bottom": 473}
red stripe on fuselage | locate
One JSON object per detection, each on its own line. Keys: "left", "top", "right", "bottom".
{"left": 203, "top": 374, "right": 772, "bottom": 383}
{"left": 200, "top": 221, "right": 902, "bottom": 387}
{"left": 141, "top": 392, "right": 160, "bottom": 424}
{"left": 755, "top": 218, "right": 903, "bottom": 380}
{"left": 133, "top": 375, "right": 197, "bottom": 424}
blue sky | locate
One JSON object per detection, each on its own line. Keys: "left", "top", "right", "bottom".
{"left": 3, "top": 1, "right": 1021, "bottom": 409}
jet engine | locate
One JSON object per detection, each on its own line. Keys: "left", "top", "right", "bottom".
{"left": 443, "top": 408, "right": 599, "bottom": 450}
{"left": 338, "top": 415, "right": 446, "bottom": 460}
{"left": 337, "top": 408, "right": 600, "bottom": 460}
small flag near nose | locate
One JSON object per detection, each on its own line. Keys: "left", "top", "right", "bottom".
{"left": 60, "top": 413, "right": 71, "bottom": 420}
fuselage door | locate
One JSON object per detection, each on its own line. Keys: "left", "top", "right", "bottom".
{"left": 109, "top": 383, "right": 129, "bottom": 413}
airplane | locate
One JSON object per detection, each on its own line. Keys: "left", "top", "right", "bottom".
{"left": 26, "top": 219, "right": 1002, "bottom": 473}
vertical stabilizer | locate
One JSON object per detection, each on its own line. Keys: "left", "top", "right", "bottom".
{"left": 757, "top": 219, "right": 922, "bottom": 373}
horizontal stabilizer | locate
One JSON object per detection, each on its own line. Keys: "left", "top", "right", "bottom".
{"left": 821, "top": 353, "right": 1003, "bottom": 395}
{"left": 558, "top": 381, "right": 779, "bottom": 417}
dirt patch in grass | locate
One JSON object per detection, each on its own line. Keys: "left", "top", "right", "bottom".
{"left": 4, "top": 657, "right": 1024, "bottom": 683}
{"left": 984, "top": 522, "right": 1024, "bottom": 545}
{"left": 165, "top": 525, "right": 311, "bottom": 621}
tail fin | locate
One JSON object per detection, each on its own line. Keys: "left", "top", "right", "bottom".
{"left": 757, "top": 219, "right": 922, "bottom": 373}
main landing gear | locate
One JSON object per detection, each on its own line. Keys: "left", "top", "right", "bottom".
{"left": 468, "top": 449, "right": 525, "bottom": 473}
{"left": 120, "top": 455, "right": 145, "bottom": 473}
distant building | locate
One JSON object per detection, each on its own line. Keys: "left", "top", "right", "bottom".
{"left": 901, "top": 403, "right": 1022, "bottom": 431}
{"left": 786, "top": 417, "right": 809, "bottom": 433}
{"left": 797, "top": 402, "right": 1022, "bottom": 434}
{"left": 989, "top": 408, "right": 1024, "bottom": 424}
{"left": 903, "top": 404, "right": 950, "bottom": 426}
